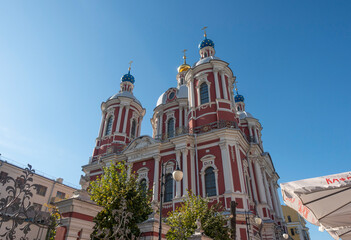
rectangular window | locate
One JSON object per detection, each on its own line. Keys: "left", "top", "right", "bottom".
{"left": 36, "top": 185, "right": 47, "bottom": 196}
{"left": 290, "top": 228, "right": 295, "bottom": 236}
{"left": 0, "top": 171, "right": 8, "bottom": 180}
{"left": 288, "top": 215, "right": 291, "bottom": 222}
{"left": 16, "top": 177, "right": 25, "bottom": 188}
{"left": 56, "top": 191, "right": 66, "bottom": 199}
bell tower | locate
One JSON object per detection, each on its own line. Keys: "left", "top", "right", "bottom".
{"left": 185, "top": 29, "right": 239, "bottom": 130}
{"left": 91, "top": 63, "right": 145, "bottom": 163}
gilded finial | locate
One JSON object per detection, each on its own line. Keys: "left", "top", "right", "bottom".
{"left": 128, "top": 61, "right": 133, "bottom": 72}
{"left": 182, "top": 49, "right": 187, "bottom": 64}
{"left": 201, "top": 26, "right": 208, "bottom": 38}
{"left": 234, "top": 80, "right": 239, "bottom": 94}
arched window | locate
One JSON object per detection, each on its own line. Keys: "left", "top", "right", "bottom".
{"left": 180, "top": 78, "right": 184, "bottom": 85}
{"left": 105, "top": 116, "right": 113, "bottom": 136}
{"left": 205, "top": 167, "right": 216, "bottom": 197}
{"left": 140, "top": 178, "right": 147, "bottom": 193}
{"left": 164, "top": 173, "right": 173, "bottom": 202}
{"left": 167, "top": 118, "right": 174, "bottom": 138}
{"left": 200, "top": 83, "right": 209, "bottom": 104}
{"left": 204, "top": 52, "right": 208, "bottom": 58}
{"left": 131, "top": 119, "right": 137, "bottom": 138}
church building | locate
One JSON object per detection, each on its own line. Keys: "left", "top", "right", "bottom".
{"left": 81, "top": 30, "right": 286, "bottom": 239}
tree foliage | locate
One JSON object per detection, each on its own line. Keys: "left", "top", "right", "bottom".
{"left": 89, "top": 161, "right": 152, "bottom": 239}
{"left": 166, "top": 192, "right": 230, "bottom": 240}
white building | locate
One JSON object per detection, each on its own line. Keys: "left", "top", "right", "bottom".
{"left": 0, "top": 159, "right": 77, "bottom": 239}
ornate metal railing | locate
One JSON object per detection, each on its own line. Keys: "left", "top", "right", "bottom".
{"left": 155, "top": 120, "right": 238, "bottom": 141}
{"left": 0, "top": 163, "right": 61, "bottom": 240}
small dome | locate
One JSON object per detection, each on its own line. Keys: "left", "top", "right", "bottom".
{"left": 238, "top": 111, "right": 254, "bottom": 120}
{"left": 121, "top": 71, "right": 135, "bottom": 84}
{"left": 199, "top": 38, "right": 215, "bottom": 49}
{"left": 234, "top": 94, "right": 245, "bottom": 103}
{"left": 156, "top": 85, "right": 188, "bottom": 107}
{"left": 108, "top": 91, "right": 141, "bottom": 105}
{"left": 177, "top": 63, "right": 191, "bottom": 73}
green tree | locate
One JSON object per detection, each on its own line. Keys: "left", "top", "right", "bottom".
{"left": 166, "top": 192, "right": 230, "bottom": 240}
{"left": 89, "top": 161, "right": 152, "bottom": 239}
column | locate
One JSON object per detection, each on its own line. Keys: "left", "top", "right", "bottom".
{"left": 184, "top": 108, "right": 188, "bottom": 127}
{"left": 190, "top": 80, "right": 195, "bottom": 108}
{"left": 234, "top": 143, "right": 246, "bottom": 193}
{"left": 98, "top": 111, "right": 106, "bottom": 137}
{"left": 273, "top": 182, "right": 284, "bottom": 219}
{"left": 219, "top": 142, "right": 234, "bottom": 193}
{"left": 116, "top": 106, "right": 124, "bottom": 133}
{"left": 137, "top": 116, "right": 142, "bottom": 137}
{"left": 190, "top": 149, "right": 196, "bottom": 194}
{"left": 179, "top": 106, "right": 183, "bottom": 129}
{"left": 122, "top": 105, "right": 130, "bottom": 133}
{"left": 254, "top": 128, "right": 259, "bottom": 143}
{"left": 159, "top": 113, "right": 163, "bottom": 137}
{"left": 270, "top": 181, "right": 280, "bottom": 216}
{"left": 247, "top": 158, "right": 258, "bottom": 202}
{"left": 220, "top": 71, "right": 228, "bottom": 99}
{"left": 213, "top": 71, "right": 221, "bottom": 99}
{"left": 152, "top": 156, "right": 161, "bottom": 202}
{"left": 181, "top": 148, "right": 188, "bottom": 196}
{"left": 254, "top": 160, "right": 267, "bottom": 203}
{"left": 175, "top": 150, "right": 181, "bottom": 198}
{"left": 262, "top": 171, "right": 273, "bottom": 209}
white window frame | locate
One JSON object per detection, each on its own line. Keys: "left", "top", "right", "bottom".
{"left": 196, "top": 74, "right": 211, "bottom": 106}
{"left": 200, "top": 154, "right": 219, "bottom": 197}
{"left": 103, "top": 110, "right": 115, "bottom": 137}
{"left": 137, "top": 167, "right": 150, "bottom": 189}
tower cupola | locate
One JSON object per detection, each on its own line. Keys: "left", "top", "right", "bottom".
{"left": 120, "top": 61, "right": 135, "bottom": 93}
{"left": 177, "top": 50, "right": 191, "bottom": 87}
{"left": 234, "top": 82, "right": 246, "bottom": 112}
{"left": 198, "top": 27, "right": 216, "bottom": 59}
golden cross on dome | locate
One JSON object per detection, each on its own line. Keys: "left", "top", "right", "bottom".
{"left": 201, "top": 26, "right": 208, "bottom": 37}
{"left": 182, "top": 49, "right": 187, "bottom": 64}
{"left": 234, "top": 80, "right": 239, "bottom": 93}
{"left": 128, "top": 61, "right": 133, "bottom": 71}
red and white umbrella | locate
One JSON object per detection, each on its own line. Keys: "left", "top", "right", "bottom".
{"left": 280, "top": 171, "right": 351, "bottom": 240}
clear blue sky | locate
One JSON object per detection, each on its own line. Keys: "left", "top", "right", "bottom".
{"left": 0, "top": 1, "right": 350, "bottom": 239}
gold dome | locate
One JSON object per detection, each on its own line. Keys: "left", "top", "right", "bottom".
{"left": 178, "top": 49, "right": 190, "bottom": 73}
{"left": 178, "top": 63, "right": 191, "bottom": 73}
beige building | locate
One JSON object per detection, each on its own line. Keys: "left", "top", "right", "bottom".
{"left": 0, "top": 159, "right": 77, "bottom": 239}
{"left": 281, "top": 205, "right": 310, "bottom": 240}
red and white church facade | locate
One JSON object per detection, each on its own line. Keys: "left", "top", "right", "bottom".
{"left": 74, "top": 32, "right": 286, "bottom": 239}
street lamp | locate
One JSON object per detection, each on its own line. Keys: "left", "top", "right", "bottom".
{"left": 158, "top": 159, "right": 183, "bottom": 240}
{"left": 274, "top": 225, "right": 289, "bottom": 239}
{"left": 245, "top": 211, "right": 262, "bottom": 240}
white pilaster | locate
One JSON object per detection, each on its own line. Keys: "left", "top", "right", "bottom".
{"left": 122, "top": 106, "right": 130, "bottom": 133}
{"left": 116, "top": 105, "right": 124, "bottom": 133}
{"left": 159, "top": 113, "right": 163, "bottom": 137}
{"left": 262, "top": 171, "right": 273, "bottom": 209}
{"left": 213, "top": 71, "right": 221, "bottom": 99}
{"left": 219, "top": 142, "right": 234, "bottom": 193}
{"left": 234, "top": 143, "right": 246, "bottom": 193}
{"left": 254, "top": 160, "right": 267, "bottom": 203}
{"left": 247, "top": 158, "right": 258, "bottom": 202}
{"left": 98, "top": 111, "right": 105, "bottom": 137}
{"left": 181, "top": 148, "right": 188, "bottom": 196}
{"left": 190, "top": 80, "right": 195, "bottom": 108}
{"left": 190, "top": 149, "right": 196, "bottom": 194}
{"left": 220, "top": 71, "right": 228, "bottom": 99}
{"left": 179, "top": 106, "right": 183, "bottom": 128}
{"left": 152, "top": 156, "right": 160, "bottom": 202}
{"left": 184, "top": 108, "right": 188, "bottom": 127}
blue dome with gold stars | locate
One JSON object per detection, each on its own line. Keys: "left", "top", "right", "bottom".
{"left": 234, "top": 94, "right": 244, "bottom": 103}
{"left": 199, "top": 37, "right": 215, "bottom": 49}
{"left": 121, "top": 71, "right": 135, "bottom": 84}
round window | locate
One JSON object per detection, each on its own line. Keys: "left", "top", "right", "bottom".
{"left": 169, "top": 92, "right": 175, "bottom": 99}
